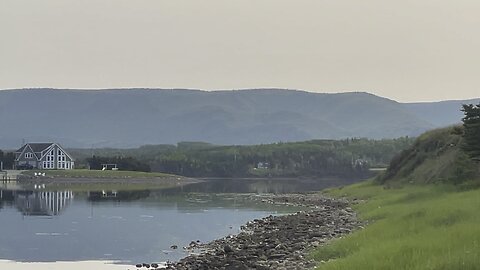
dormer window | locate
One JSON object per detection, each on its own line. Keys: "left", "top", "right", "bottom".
{"left": 25, "top": 152, "right": 33, "bottom": 159}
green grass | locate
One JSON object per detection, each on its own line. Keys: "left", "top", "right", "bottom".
{"left": 37, "top": 182, "right": 186, "bottom": 192}
{"left": 22, "top": 169, "right": 178, "bottom": 179}
{"left": 310, "top": 180, "right": 480, "bottom": 270}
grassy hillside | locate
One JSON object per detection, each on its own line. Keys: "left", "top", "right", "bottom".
{"left": 378, "top": 126, "right": 479, "bottom": 185}
{"left": 311, "top": 127, "right": 480, "bottom": 269}
{"left": 312, "top": 181, "right": 480, "bottom": 270}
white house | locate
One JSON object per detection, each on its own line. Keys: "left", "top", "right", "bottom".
{"left": 15, "top": 143, "right": 75, "bottom": 170}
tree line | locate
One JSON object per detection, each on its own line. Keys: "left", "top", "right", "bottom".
{"left": 0, "top": 150, "right": 15, "bottom": 170}
{"left": 86, "top": 155, "right": 151, "bottom": 172}
{"left": 74, "top": 138, "right": 414, "bottom": 178}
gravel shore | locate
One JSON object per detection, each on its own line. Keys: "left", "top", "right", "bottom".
{"left": 163, "top": 193, "right": 362, "bottom": 270}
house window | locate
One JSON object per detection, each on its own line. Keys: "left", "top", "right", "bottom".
{"left": 45, "top": 150, "right": 55, "bottom": 168}
{"left": 25, "top": 152, "right": 33, "bottom": 159}
{"left": 58, "top": 149, "right": 66, "bottom": 161}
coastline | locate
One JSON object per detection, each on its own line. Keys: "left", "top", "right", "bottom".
{"left": 11, "top": 175, "right": 201, "bottom": 192}
{"left": 164, "top": 193, "right": 362, "bottom": 270}
{"left": 16, "top": 176, "right": 199, "bottom": 185}
{"left": 4, "top": 177, "right": 362, "bottom": 269}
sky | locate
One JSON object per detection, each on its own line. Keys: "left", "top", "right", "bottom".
{"left": 0, "top": 0, "right": 479, "bottom": 102}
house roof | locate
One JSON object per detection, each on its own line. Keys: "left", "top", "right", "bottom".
{"left": 15, "top": 142, "right": 74, "bottom": 162}
{"left": 16, "top": 143, "right": 54, "bottom": 153}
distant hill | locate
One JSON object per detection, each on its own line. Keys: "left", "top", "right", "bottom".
{"left": 401, "top": 98, "right": 480, "bottom": 127}
{"left": 0, "top": 88, "right": 478, "bottom": 148}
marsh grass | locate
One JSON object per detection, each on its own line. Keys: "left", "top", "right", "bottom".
{"left": 310, "top": 181, "right": 480, "bottom": 270}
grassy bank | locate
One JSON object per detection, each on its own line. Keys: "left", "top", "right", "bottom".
{"left": 22, "top": 169, "right": 178, "bottom": 179}
{"left": 311, "top": 180, "right": 480, "bottom": 270}
{"left": 19, "top": 169, "right": 194, "bottom": 191}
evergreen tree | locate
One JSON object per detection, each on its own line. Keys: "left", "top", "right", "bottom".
{"left": 461, "top": 103, "right": 480, "bottom": 161}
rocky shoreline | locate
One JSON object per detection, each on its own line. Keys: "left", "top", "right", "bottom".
{"left": 161, "top": 193, "right": 362, "bottom": 270}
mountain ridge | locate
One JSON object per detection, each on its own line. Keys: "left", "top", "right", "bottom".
{"left": 0, "top": 88, "right": 478, "bottom": 148}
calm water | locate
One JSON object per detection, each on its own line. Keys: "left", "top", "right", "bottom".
{"left": 0, "top": 177, "right": 361, "bottom": 265}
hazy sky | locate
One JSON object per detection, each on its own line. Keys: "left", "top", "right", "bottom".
{"left": 1, "top": 0, "right": 479, "bottom": 102}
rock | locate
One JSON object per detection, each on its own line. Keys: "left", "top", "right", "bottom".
{"left": 163, "top": 193, "right": 362, "bottom": 270}
{"left": 224, "top": 245, "right": 234, "bottom": 253}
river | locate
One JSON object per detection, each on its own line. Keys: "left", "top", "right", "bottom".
{"left": 0, "top": 177, "right": 362, "bottom": 269}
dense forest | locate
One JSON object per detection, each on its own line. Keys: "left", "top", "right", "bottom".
{"left": 70, "top": 138, "right": 414, "bottom": 178}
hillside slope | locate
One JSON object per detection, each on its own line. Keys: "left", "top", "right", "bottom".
{"left": 312, "top": 126, "right": 480, "bottom": 270}
{"left": 378, "top": 126, "right": 479, "bottom": 185}
{"left": 0, "top": 88, "right": 475, "bottom": 148}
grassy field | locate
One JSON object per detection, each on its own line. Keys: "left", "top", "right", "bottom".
{"left": 22, "top": 169, "right": 177, "bottom": 179}
{"left": 311, "top": 180, "right": 480, "bottom": 270}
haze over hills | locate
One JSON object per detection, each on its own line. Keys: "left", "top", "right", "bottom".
{"left": 0, "top": 88, "right": 478, "bottom": 149}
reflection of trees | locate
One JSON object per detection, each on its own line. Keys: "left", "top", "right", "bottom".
{"left": 157, "top": 178, "right": 363, "bottom": 195}
{"left": 14, "top": 190, "right": 74, "bottom": 216}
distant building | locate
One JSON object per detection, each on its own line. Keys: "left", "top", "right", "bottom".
{"left": 256, "top": 162, "right": 270, "bottom": 169}
{"left": 14, "top": 143, "right": 75, "bottom": 170}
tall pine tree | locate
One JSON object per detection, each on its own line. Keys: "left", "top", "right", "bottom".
{"left": 461, "top": 103, "right": 480, "bottom": 161}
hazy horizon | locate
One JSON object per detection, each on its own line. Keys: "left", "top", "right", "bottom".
{"left": 1, "top": 0, "right": 479, "bottom": 102}
{"left": 1, "top": 87, "right": 479, "bottom": 104}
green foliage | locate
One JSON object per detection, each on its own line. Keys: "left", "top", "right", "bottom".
{"left": 86, "top": 155, "right": 151, "bottom": 172}
{"left": 378, "top": 126, "right": 479, "bottom": 185}
{"left": 70, "top": 138, "right": 414, "bottom": 178}
{"left": 311, "top": 181, "right": 480, "bottom": 270}
{"left": 461, "top": 103, "right": 480, "bottom": 161}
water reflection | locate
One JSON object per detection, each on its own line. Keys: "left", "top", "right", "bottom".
{"left": 15, "top": 190, "right": 74, "bottom": 216}
{"left": 0, "top": 177, "right": 363, "bottom": 264}
{"left": 87, "top": 190, "right": 150, "bottom": 202}
{"left": 162, "top": 177, "right": 365, "bottom": 194}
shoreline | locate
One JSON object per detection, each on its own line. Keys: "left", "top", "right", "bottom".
{"left": 14, "top": 175, "right": 200, "bottom": 185}
{"left": 11, "top": 176, "right": 201, "bottom": 191}
{"left": 163, "top": 193, "right": 362, "bottom": 270}
{"left": 0, "top": 260, "right": 130, "bottom": 270}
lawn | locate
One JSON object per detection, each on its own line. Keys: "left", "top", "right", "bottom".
{"left": 311, "top": 180, "right": 480, "bottom": 270}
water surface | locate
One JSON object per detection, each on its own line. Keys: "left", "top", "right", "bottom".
{"left": 0, "top": 177, "right": 360, "bottom": 265}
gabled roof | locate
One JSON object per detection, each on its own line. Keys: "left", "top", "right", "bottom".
{"left": 15, "top": 143, "right": 74, "bottom": 162}
{"left": 16, "top": 143, "right": 54, "bottom": 153}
